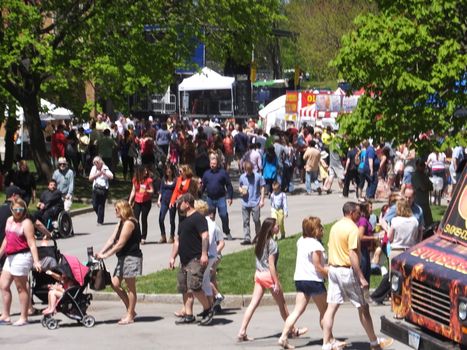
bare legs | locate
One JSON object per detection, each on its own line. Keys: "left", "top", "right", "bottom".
{"left": 0, "top": 273, "right": 30, "bottom": 325}
{"left": 238, "top": 283, "right": 291, "bottom": 340}
{"left": 0, "top": 271, "right": 13, "bottom": 322}
{"left": 111, "top": 276, "right": 137, "bottom": 324}
{"left": 279, "top": 292, "right": 329, "bottom": 348}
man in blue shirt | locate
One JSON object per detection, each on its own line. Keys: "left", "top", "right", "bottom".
{"left": 363, "top": 143, "right": 380, "bottom": 199}
{"left": 382, "top": 186, "right": 424, "bottom": 233}
{"left": 201, "top": 155, "right": 234, "bottom": 240}
{"left": 238, "top": 161, "right": 265, "bottom": 245}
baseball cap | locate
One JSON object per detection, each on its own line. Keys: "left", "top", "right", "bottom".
{"left": 5, "top": 185, "right": 24, "bottom": 198}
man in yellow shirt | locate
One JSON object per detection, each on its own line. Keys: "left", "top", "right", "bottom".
{"left": 321, "top": 202, "right": 393, "bottom": 350}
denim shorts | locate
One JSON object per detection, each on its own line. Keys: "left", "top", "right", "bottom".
{"left": 295, "top": 280, "right": 326, "bottom": 296}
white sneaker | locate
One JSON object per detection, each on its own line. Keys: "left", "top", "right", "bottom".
{"left": 380, "top": 266, "right": 388, "bottom": 276}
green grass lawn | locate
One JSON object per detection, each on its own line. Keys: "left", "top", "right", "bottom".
{"left": 136, "top": 205, "right": 447, "bottom": 295}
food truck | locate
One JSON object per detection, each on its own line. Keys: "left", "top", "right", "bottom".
{"left": 382, "top": 167, "right": 467, "bottom": 350}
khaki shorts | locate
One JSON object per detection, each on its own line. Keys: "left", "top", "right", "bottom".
{"left": 177, "top": 258, "right": 206, "bottom": 293}
{"left": 327, "top": 266, "right": 367, "bottom": 308}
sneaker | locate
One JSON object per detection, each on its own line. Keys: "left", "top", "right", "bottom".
{"left": 317, "top": 187, "right": 322, "bottom": 195}
{"left": 175, "top": 315, "right": 196, "bottom": 325}
{"left": 198, "top": 309, "right": 214, "bottom": 326}
{"left": 213, "top": 304, "right": 222, "bottom": 314}
{"left": 371, "top": 337, "right": 394, "bottom": 350}
{"left": 224, "top": 234, "right": 234, "bottom": 241}
{"left": 212, "top": 294, "right": 224, "bottom": 310}
{"left": 240, "top": 240, "right": 251, "bottom": 245}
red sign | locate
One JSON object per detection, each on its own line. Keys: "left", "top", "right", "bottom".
{"left": 285, "top": 91, "right": 298, "bottom": 113}
{"left": 301, "top": 92, "right": 316, "bottom": 107}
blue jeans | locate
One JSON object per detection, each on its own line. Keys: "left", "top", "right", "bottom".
{"left": 305, "top": 170, "right": 320, "bottom": 193}
{"left": 365, "top": 172, "right": 378, "bottom": 199}
{"left": 206, "top": 196, "right": 230, "bottom": 235}
{"left": 92, "top": 189, "right": 107, "bottom": 224}
{"left": 159, "top": 202, "right": 176, "bottom": 237}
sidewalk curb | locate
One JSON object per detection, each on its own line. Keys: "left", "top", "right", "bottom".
{"left": 69, "top": 206, "right": 94, "bottom": 217}
{"left": 91, "top": 291, "right": 298, "bottom": 307}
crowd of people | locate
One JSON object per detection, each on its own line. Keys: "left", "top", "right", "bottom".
{"left": 0, "top": 112, "right": 465, "bottom": 349}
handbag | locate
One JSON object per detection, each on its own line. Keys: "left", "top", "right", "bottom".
{"left": 90, "top": 260, "right": 112, "bottom": 291}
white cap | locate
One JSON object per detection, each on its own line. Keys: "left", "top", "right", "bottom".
{"left": 148, "top": 115, "right": 153, "bottom": 122}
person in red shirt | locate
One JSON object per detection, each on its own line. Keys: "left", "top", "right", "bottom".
{"left": 222, "top": 131, "right": 234, "bottom": 171}
{"left": 129, "top": 166, "right": 154, "bottom": 244}
{"left": 51, "top": 125, "right": 67, "bottom": 167}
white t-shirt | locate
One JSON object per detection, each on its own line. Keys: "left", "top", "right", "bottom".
{"left": 206, "top": 217, "right": 222, "bottom": 259}
{"left": 390, "top": 216, "right": 419, "bottom": 249}
{"left": 293, "top": 237, "right": 326, "bottom": 282}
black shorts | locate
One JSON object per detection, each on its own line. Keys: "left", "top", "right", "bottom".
{"left": 295, "top": 280, "right": 326, "bottom": 296}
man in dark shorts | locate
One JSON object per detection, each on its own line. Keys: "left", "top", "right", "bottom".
{"left": 169, "top": 193, "right": 213, "bottom": 325}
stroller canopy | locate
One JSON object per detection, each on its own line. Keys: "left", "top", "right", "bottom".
{"left": 60, "top": 254, "right": 90, "bottom": 286}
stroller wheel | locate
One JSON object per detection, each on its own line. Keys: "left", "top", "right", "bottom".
{"left": 82, "top": 315, "right": 95, "bottom": 328}
{"left": 46, "top": 318, "right": 59, "bottom": 330}
{"left": 41, "top": 316, "right": 49, "bottom": 327}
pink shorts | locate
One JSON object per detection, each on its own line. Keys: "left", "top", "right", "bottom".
{"left": 254, "top": 270, "right": 274, "bottom": 289}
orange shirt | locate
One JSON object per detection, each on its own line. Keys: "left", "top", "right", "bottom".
{"left": 169, "top": 177, "right": 191, "bottom": 206}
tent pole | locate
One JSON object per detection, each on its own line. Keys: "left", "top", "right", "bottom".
{"left": 231, "top": 86, "right": 234, "bottom": 118}
{"left": 178, "top": 90, "right": 181, "bottom": 119}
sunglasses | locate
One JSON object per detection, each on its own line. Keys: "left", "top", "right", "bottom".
{"left": 59, "top": 163, "right": 67, "bottom": 166}
{"left": 11, "top": 207, "right": 25, "bottom": 213}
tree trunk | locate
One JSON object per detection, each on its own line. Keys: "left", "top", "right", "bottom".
{"left": 3, "top": 110, "right": 18, "bottom": 171}
{"left": 22, "top": 98, "right": 53, "bottom": 180}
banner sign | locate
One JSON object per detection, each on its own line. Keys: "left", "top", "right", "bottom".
{"left": 342, "top": 95, "right": 360, "bottom": 113}
{"left": 316, "top": 94, "right": 342, "bottom": 112}
{"left": 285, "top": 91, "right": 298, "bottom": 113}
{"left": 301, "top": 92, "right": 317, "bottom": 107}
{"left": 440, "top": 168, "right": 466, "bottom": 244}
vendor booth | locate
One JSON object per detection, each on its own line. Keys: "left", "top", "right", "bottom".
{"left": 178, "top": 67, "right": 235, "bottom": 118}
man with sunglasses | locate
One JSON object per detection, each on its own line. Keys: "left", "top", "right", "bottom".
{"left": 52, "top": 157, "right": 74, "bottom": 211}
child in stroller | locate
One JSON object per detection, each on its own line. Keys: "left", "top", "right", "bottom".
{"left": 42, "top": 268, "right": 77, "bottom": 315}
{"left": 32, "top": 246, "right": 97, "bottom": 330}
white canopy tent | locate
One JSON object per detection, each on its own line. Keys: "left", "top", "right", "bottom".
{"left": 258, "top": 95, "right": 286, "bottom": 133}
{"left": 178, "top": 67, "right": 235, "bottom": 116}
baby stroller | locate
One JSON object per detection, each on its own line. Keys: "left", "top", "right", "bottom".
{"left": 32, "top": 244, "right": 96, "bottom": 329}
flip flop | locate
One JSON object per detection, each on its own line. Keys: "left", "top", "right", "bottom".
{"left": 0, "top": 319, "right": 12, "bottom": 325}
{"left": 12, "top": 321, "right": 29, "bottom": 327}
{"left": 237, "top": 334, "right": 254, "bottom": 342}
{"left": 118, "top": 319, "right": 135, "bottom": 325}
{"left": 289, "top": 327, "right": 308, "bottom": 338}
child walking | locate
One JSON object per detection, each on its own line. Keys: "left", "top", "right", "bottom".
{"left": 270, "top": 181, "right": 288, "bottom": 240}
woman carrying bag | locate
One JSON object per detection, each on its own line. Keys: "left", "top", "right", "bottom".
{"left": 96, "top": 200, "right": 142, "bottom": 325}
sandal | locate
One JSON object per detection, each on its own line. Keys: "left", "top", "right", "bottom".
{"left": 278, "top": 337, "right": 295, "bottom": 349}
{"left": 237, "top": 334, "right": 254, "bottom": 342}
{"left": 118, "top": 318, "right": 135, "bottom": 325}
{"left": 330, "top": 339, "right": 348, "bottom": 349}
{"left": 289, "top": 327, "right": 308, "bottom": 338}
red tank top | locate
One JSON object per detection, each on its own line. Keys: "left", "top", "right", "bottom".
{"left": 5, "top": 217, "right": 29, "bottom": 255}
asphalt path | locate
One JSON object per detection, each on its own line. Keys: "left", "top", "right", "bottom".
{"left": 2, "top": 300, "right": 411, "bottom": 350}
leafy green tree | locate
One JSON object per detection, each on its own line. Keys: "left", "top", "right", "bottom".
{"left": 0, "top": 0, "right": 281, "bottom": 177}
{"left": 283, "top": 0, "right": 375, "bottom": 81}
{"left": 333, "top": 0, "right": 467, "bottom": 150}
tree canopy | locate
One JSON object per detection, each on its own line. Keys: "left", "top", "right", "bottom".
{"left": 332, "top": 0, "right": 467, "bottom": 150}
{"left": 0, "top": 0, "right": 281, "bottom": 176}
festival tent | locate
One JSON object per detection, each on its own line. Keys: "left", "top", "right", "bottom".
{"left": 40, "top": 99, "right": 73, "bottom": 121}
{"left": 178, "top": 67, "right": 235, "bottom": 115}
{"left": 258, "top": 94, "right": 286, "bottom": 132}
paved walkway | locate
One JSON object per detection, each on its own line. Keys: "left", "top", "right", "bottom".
{"left": 2, "top": 299, "right": 410, "bottom": 350}
{"left": 57, "top": 180, "right": 364, "bottom": 275}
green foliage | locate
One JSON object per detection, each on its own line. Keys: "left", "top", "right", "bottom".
{"left": 333, "top": 0, "right": 467, "bottom": 147}
{"left": 0, "top": 0, "right": 281, "bottom": 114}
{"left": 283, "top": 0, "right": 375, "bottom": 81}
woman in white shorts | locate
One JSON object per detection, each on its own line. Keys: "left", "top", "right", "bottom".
{"left": 0, "top": 198, "right": 41, "bottom": 326}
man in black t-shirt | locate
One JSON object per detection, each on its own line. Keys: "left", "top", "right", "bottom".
{"left": 169, "top": 193, "right": 214, "bottom": 325}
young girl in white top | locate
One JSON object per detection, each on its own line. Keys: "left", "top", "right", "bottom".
{"left": 278, "top": 217, "right": 343, "bottom": 349}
